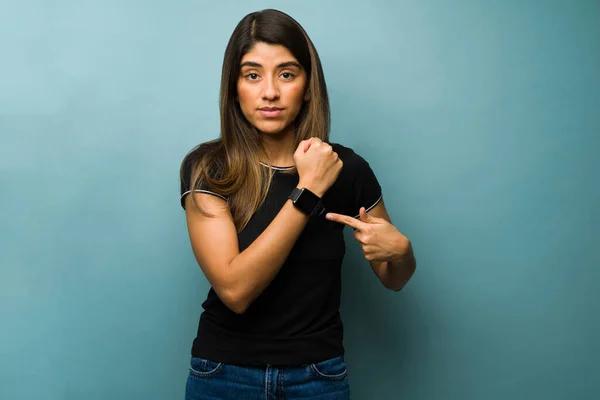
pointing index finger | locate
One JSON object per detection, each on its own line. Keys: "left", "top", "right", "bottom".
{"left": 325, "top": 212, "right": 364, "bottom": 230}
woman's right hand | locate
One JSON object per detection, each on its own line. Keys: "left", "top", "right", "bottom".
{"left": 294, "top": 138, "right": 343, "bottom": 197}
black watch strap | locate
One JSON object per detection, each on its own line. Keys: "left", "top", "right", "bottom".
{"left": 289, "top": 187, "right": 326, "bottom": 216}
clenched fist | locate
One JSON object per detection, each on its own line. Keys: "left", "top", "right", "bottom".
{"left": 294, "top": 138, "right": 343, "bottom": 197}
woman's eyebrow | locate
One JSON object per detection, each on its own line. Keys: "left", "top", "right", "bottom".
{"left": 240, "top": 61, "right": 301, "bottom": 69}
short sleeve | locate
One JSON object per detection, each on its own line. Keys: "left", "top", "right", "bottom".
{"left": 350, "top": 153, "right": 382, "bottom": 218}
{"left": 180, "top": 151, "right": 227, "bottom": 210}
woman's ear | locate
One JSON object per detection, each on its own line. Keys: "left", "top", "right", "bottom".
{"left": 304, "top": 87, "right": 311, "bottom": 102}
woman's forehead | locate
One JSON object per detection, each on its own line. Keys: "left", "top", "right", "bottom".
{"left": 240, "top": 42, "right": 298, "bottom": 66}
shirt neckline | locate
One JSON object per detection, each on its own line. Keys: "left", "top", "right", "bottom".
{"left": 259, "top": 162, "right": 295, "bottom": 171}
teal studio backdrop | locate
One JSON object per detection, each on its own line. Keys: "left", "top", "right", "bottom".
{"left": 1, "top": 1, "right": 599, "bottom": 399}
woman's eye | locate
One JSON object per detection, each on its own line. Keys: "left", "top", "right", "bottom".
{"left": 246, "top": 73, "right": 259, "bottom": 80}
{"left": 281, "top": 72, "right": 295, "bottom": 80}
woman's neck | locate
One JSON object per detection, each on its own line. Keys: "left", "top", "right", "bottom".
{"left": 260, "top": 129, "right": 296, "bottom": 167}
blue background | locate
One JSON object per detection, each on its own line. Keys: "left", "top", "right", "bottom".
{"left": 1, "top": 1, "right": 598, "bottom": 399}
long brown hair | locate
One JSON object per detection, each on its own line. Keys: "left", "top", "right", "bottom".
{"left": 181, "top": 9, "right": 330, "bottom": 232}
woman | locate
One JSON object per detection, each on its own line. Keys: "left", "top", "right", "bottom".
{"left": 180, "top": 9, "right": 416, "bottom": 400}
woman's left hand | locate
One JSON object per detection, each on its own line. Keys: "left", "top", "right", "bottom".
{"left": 325, "top": 207, "right": 411, "bottom": 262}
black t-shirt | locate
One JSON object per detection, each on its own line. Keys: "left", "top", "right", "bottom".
{"left": 180, "top": 142, "right": 382, "bottom": 366}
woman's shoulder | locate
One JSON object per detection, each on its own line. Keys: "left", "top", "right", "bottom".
{"left": 327, "top": 142, "right": 382, "bottom": 215}
{"left": 180, "top": 139, "right": 228, "bottom": 191}
{"left": 329, "top": 142, "right": 372, "bottom": 170}
{"left": 180, "top": 139, "right": 228, "bottom": 206}
{"left": 181, "top": 139, "right": 226, "bottom": 173}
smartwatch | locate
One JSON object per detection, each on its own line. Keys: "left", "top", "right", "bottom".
{"left": 288, "top": 187, "right": 326, "bottom": 217}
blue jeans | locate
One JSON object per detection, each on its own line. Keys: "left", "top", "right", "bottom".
{"left": 185, "top": 355, "right": 350, "bottom": 399}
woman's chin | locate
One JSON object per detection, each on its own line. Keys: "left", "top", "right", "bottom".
{"left": 255, "top": 121, "right": 293, "bottom": 136}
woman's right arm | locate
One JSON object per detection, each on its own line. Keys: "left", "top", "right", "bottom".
{"left": 184, "top": 138, "right": 342, "bottom": 314}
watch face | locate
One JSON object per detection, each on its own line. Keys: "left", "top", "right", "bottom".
{"left": 296, "top": 188, "right": 320, "bottom": 213}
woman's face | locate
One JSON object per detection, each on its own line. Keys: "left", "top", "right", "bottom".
{"left": 237, "top": 42, "right": 309, "bottom": 136}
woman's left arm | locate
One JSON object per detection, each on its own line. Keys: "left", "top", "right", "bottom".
{"left": 326, "top": 198, "right": 416, "bottom": 291}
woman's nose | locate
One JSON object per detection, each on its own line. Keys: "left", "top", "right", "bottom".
{"left": 261, "top": 77, "right": 279, "bottom": 100}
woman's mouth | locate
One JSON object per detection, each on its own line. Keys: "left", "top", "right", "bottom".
{"left": 259, "top": 107, "right": 283, "bottom": 118}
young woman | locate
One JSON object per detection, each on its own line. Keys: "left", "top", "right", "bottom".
{"left": 180, "top": 9, "right": 416, "bottom": 400}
